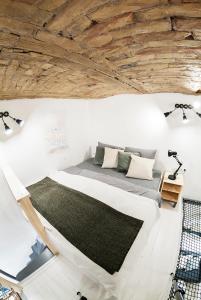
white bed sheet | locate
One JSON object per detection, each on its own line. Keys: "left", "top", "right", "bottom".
{"left": 40, "top": 171, "right": 160, "bottom": 298}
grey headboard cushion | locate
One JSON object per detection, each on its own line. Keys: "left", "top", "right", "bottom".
{"left": 94, "top": 146, "right": 105, "bottom": 165}
{"left": 117, "top": 151, "right": 140, "bottom": 173}
{"left": 125, "top": 147, "right": 157, "bottom": 159}
{"left": 94, "top": 142, "right": 124, "bottom": 165}
{"left": 94, "top": 142, "right": 124, "bottom": 166}
{"left": 98, "top": 142, "right": 124, "bottom": 150}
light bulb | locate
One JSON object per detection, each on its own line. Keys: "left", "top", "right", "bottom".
{"left": 18, "top": 119, "right": 24, "bottom": 127}
{"left": 182, "top": 118, "right": 189, "bottom": 124}
{"left": 3, "top": 122, "right": 13, "bottom": 135}
{"left": 5, "top": 128, "right": 13, "bottom": 135}
{"left": 193, "top": 101, "right": 201, "bottom": 109}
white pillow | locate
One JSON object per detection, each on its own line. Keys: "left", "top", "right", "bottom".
{"left": 102, "top": 147, "right": 123, "bottom": 169}
{"left": 126, "top": 154, "right": 155, "bottom": 180}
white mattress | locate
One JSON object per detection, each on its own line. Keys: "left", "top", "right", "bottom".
{"left": 41, "top": 171, "right": 160, "bottom": 298}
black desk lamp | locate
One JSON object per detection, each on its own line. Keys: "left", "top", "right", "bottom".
{"left": 168, "top": 150, "right": 183, "bottom": 180}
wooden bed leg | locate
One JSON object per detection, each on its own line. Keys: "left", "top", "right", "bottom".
{"left": 19, "top": 196, "right": 59, "bottom": 256}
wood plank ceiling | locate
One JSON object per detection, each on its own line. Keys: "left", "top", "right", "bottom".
{"left": 0, "top": 0, "right": 201, "bottom": 99}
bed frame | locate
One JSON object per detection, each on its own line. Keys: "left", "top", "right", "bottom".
{"left": 2, "top": 166, "right": 58, "bottom": 257}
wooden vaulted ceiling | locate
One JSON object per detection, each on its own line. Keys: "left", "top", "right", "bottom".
{"left": 0, "top": 0, "right": 201, "bottom": 100}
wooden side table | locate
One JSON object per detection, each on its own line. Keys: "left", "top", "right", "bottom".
{"left": 161, "top": 171, "right": 184, "bottom": 207}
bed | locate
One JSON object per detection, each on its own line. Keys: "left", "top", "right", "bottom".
{"left": 3, "top": 164, "right": 181, "bottom": 300}
{"left": 64, "top": 158, "right": 162, "bottom": 206}
{"left": 27, "top": 170, "right": 160, "bottom": 299}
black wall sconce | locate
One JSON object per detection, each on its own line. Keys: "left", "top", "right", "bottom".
{"left": 0, "top": 111, "right": 24, "bottom": 135}
{"left": 164, "top": 103, "right": 201, "bottom": 124}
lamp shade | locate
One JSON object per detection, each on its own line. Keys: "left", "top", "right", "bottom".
{"left": 15, "top": 119, "right": 24, "bottom": 127}
{"left": 182, "top": 111, "right": 189, "bottom": 124}
{"left": 164, "top": 111, "right": 172, "bottom": 117}
{"left": 3, "top": 122, "right": 13, "bottom": 135}
{"left": 168, "top": 150, "right": 177, "bottom": 157}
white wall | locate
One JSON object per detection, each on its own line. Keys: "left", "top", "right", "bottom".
{"left": 0, "top": 93, "right": 201, "bottom": 275}
{"left": 0, "top": 94, "right": 201, "bottom": 200}
{"left": 0, "top": 99, "right": 90, "bottom": 186}
{"left": 88, "top": 94, "right": 201, "bottom": 201}
{"left": 0, "top": 98, "right": 90, "bottom": 277}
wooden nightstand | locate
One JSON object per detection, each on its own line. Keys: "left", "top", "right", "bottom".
{"left": 161, "top": 171, "right": 184, "bottom": 207}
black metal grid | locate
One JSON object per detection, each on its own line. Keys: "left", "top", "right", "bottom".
{"left": 169, "top": 199, "right": 201, "bottom": 300}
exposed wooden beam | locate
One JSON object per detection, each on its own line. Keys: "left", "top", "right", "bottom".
{"left": 136, "top": 3, "right": 201, "bottom": 22}
{"left": 0, "top": 0, "right": 201, "bottom": 99}
{"left": 88, "top": 0, "right": 169, "bottom": 22}
{"left": 37, "top": 0, "right": 67, "bottom": 11}
{"left": 46, "top": 0, "right": 110, "bottom": 32}
{"left": 0, "top": 0, "right": 52, "bottom": 26}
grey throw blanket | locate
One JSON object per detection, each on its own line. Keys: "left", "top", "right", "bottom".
{"left": 66, "top": 166, "right": 162, "bottom": 206}
{"left": 27, "top": 177, "right": 143, "bottom": 274}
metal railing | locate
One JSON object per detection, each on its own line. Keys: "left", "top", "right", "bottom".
{"left": 171, "top": 274, "right": 185, "bottom": 300}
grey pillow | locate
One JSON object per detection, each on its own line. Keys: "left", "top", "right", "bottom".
{"left": 94, "top": 146, "right": 105, "bottom": 165}
{"left": 117, "top": 151, "right": 140, "bottom": 173}
{"left": 125, "top": 147, "right": 157, "bottom": 159}
{"left": 98, "top": 142, "right": 124, "bottom": 150}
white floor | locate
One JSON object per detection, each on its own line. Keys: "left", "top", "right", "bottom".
{"left": 21, "top": 200, "right": 182, "bottom": 300}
